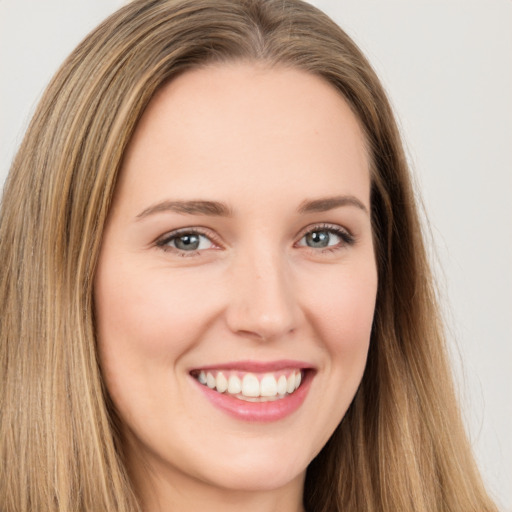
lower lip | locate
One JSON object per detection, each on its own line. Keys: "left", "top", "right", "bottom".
{"left": 193, "top": 371, "right": 314, "bottom": 422}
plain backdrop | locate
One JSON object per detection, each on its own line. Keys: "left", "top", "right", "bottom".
{"left": 1, "top": 0, "right": 511, "bottom": 509}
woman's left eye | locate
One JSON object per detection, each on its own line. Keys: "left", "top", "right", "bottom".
{"left": 157, "top": 231, "right": 215, "bottom": 253}
{"left": 155, "top": 225, "right": 353, "bottom": 256}
{"left": 296, "top": 226, "right": 354, "bottom": 250}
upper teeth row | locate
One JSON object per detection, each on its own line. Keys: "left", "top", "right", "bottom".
{"left": 197, "top": 370, "right": 302, "bottom": 398}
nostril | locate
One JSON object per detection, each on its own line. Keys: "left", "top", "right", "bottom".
{"left": 233, "top": 325, "right": 296, "bottom": 342}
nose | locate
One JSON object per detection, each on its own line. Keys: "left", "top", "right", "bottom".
{"left": 225, "top": 249, "right": 300, "bottom": 342}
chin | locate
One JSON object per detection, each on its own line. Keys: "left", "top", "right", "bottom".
{"left": 192, "top": 441, "right": 311, "bottom": 493}
{"left": 206, "top": 462, "right": 305, "bottom": 494}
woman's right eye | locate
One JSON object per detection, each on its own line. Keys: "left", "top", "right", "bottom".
{"left": 156, "top": 230, "right": 216, "bottom": 254}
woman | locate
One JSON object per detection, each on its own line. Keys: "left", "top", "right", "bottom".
{"left": 0, "top": 0, "right": 498, "bottom": 511}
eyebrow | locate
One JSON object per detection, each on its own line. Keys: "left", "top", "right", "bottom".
{"left": 297, "top": 195, "right": 368, "bottom": 214}
{"left": 136, "top": 194, "right": 368, "bottom": 220}
{"left": 136, "top": 200, "right": 232, "bottom": 219}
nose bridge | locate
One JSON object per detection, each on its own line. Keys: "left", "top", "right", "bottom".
{"left": 226, "top": 241, "right": 298, "bottom": 341}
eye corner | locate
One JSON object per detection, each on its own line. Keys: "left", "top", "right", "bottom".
{"left": 154, "top": 226, "right": 223, "bottom": 256}
{"left": 295, "top": 223, "right": 356, "bottom": 253}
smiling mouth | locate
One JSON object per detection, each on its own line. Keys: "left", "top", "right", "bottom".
{"left": 191, "top": 369, "right": 304, "bottom": 402}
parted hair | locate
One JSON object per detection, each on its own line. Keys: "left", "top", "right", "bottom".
{"left": 0, "top": 0, "right": 497, "bottom": 511}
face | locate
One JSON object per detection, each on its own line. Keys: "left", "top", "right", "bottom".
{"left": 94, "top": 63, "right": 377, "bottom": 507}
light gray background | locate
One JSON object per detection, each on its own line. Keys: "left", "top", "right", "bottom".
{"left": 1, "top": 0, "right": 511, "bottom": 509}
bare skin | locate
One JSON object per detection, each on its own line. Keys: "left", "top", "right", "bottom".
{"left": 94, "top": 63, "right": 377, "bottom": 512}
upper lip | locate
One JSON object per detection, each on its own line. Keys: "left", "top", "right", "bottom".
{"left": 189, "top": 359, "right": 314, "bottom": 373}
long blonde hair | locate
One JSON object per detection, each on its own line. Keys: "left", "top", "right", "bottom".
{"left": 0, "top": 1, "right": 497, "bottom": 510}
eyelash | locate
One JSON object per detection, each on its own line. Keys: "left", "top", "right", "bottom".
{"left": 155, "top": 228, "right": 220, "bottom": 257}
{"left": 155, "top": 224, "right": 355, "bottom": 257}
{"left": 296, "top": 223, "right": 356, "bottom": 253}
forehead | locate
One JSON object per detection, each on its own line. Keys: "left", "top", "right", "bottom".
{"left": 115, "top": 63, "right": 370, "bottom": 213}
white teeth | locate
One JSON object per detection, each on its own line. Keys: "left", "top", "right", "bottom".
{"left": 294, "top": 371, "right": 301, "bottom": 390}
{"left": 195, "top": 369, "right": 304, "bottom": 399}
{"left": 260, "top": 374, "right": 278, "bottom": 397}
{"left": 216, "top": 372, "right": 228, "bottom": 393}
{"left": 286, "top": 373, "right": 296, "bottom": 393}
{"left": 206, "top": 372, "right": 216, "bottom": 389}
{"left": 277, "top": 375, "right": 287, "bottom": 395}
{"left": 242, "top": 373, "right": 260, "bottom": 397}
{"left": 228, "top": 374, "right": 242, "bottom": 394}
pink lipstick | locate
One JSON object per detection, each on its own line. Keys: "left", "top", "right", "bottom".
{"left": 189, "top": 360, "right": 314, "bottom": 422}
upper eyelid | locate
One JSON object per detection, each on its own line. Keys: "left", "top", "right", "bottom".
{"left": 155, "top": 227, "right": 221, "bottom": 247}
{"left": 295, "top": 222, "right": 353, "bottom": 239}
{"left": 154, "top": 223, "right": 353, "bottom": 253}
{"left": 295, "top": 224, "right": 357, "bottom": 255}
{"left": 158, "top": 221, "right": 351, "bottom": 236}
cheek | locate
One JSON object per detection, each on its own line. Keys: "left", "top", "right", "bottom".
{"left": 302, "top": 261, "right": 377, "bottom": 360}
{"left": 297, "top": 261, "right": 377, "bottom": 452}
{"left": 93, "top": 262, "right": 218, "bottom": 431}
{"left": 95, "top": 262, "right": 217, "bottom": 359}
{"left": 94, "top": 260, "right": 231, "bottom": 417}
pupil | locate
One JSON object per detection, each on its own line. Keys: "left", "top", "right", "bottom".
{"left": 307, "top": 231, "right": 329, "bottom": 248}
{"left": 175, "top": 234, "right": 200, "bottom": 250}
